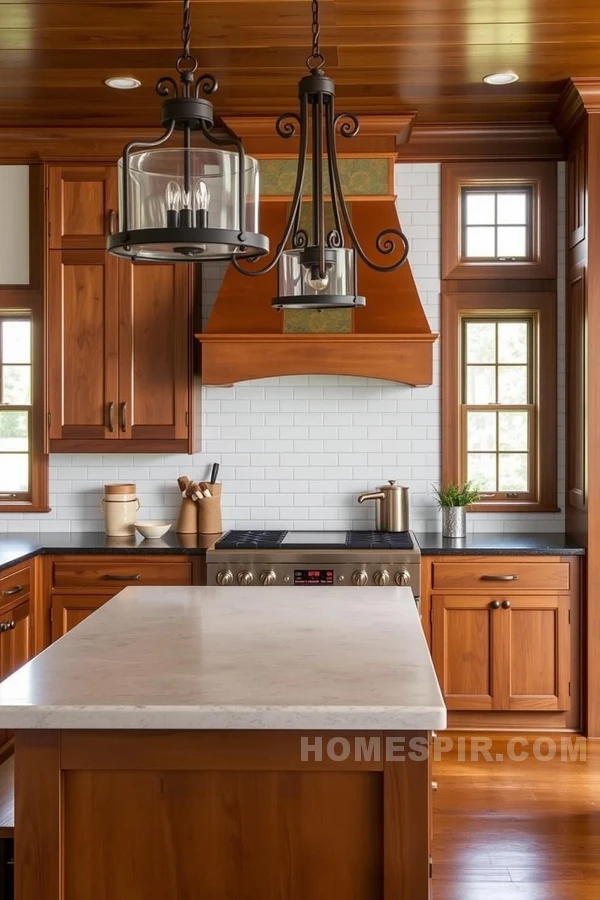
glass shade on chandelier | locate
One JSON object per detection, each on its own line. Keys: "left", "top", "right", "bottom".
{"left": 277, "top": 247, "right": 361, "bottom": 309}
{"left": 107, "top": 1, "right": 268, "bottom": 263}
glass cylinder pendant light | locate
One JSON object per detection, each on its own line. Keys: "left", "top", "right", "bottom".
{"left": 233, "top": 0, "right": 409, "bottom": 309}
{"left": 108, "top": 0, "right": 269, "bottom": 262}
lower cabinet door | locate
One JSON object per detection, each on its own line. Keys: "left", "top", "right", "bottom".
{"left": 0, "top": 595, "right": 34, "bottom": 681}
{"left": 431, "top": 595, "right": 500, "bottom": 710}
{"left": 51, "top": 594, "right": 114, "bottom": 641}
{"left": 431, "top": 593, "right": 571, "bottom": 712}
{"left": 503, "top": 595, "right": 571, "bottom": 711}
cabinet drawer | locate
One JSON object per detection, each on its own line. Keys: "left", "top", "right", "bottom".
{"left": 0, "top": 564, "right": 31, "bottom": 607}
{"left": 431, "top": 561, "right": 570, "bottom": 592}
{"left": 53, "top": 559, "right": 193, "bottom": 589}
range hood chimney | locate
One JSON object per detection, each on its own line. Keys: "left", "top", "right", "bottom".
{"left": 196, "top": 118, "right": 438, "bottom": 386}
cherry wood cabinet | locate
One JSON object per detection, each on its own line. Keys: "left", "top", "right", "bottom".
{"left": 47, "top": 250, "right": 120, "bottom": 446}
{"left": 47, "top": 165, "right": 194, "bottom": 454}
{"left": 48, "top": 165, "right": 118, "bottom": 250}
{"left": 49, "top": 555, "right": 195, "bottom": 640}
{"left": 422, "top": 554, "right": 580, "bottom": 730}
{"left": 118, "top": 261, "right": 192, "bottom": 445}
{"left": 51, "top": 594, "right": 112, "bottom": 641}
{"left": 0, "top": 562, "right": 35, "bottom": 752}
{"left": 0, "top": 595, "right": 34, "bottom": 682}
{"left": 432, "top": 593, "right": 570, "bottom": 713}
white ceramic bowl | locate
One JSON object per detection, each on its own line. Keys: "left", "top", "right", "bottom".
{"left": 135, "top": 521, "right": 172, "bottom": 540}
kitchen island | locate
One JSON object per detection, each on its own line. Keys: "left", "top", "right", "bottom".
{"left": 0, "top": 586, "right": 445, "bottom": 900}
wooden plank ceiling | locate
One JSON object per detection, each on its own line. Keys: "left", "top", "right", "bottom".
{"left": 0, "top": 0, "right": 599, "bottom": 128}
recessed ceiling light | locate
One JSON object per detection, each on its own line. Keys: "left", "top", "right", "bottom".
{"left": 482, "top": 72, "right": 519, "bottom": 85}
{"left": 104, "top": 76, "right": 141, "bottom": 90}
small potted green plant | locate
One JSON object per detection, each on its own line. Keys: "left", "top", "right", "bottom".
{"left": 432, "top": 480, "right": 480, "bottom": 538}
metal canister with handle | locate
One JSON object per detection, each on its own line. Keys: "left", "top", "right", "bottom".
{"left": 357, "top": 481, "right": 410, "bottom": 532}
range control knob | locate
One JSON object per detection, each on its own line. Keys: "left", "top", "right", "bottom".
{"left": 373, "top": 569, "right": 390, "bottom": 586}
{"left": 395, "top": 569, "right": 411, "bottom": 587}
{"left": 237, "top": 570, "right": 254, "bottom": 586}
{"left": 260, "top": 570, "right": 277, "bottom": 586}
{"left": 216, "top": 569, "right": 233, "bottom": 586}
{"left": 352, "top": 570, "right": 369, "bottom": 586}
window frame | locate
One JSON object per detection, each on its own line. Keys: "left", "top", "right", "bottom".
{"left": 442, "top": 292, "right": 558, "bottom": 513}
{"left": 460, "top": 314, "right": 537, "bottom": 502}
{"left": 0, "top": 165, "right": 48, "bottom": 513}
{"left": 442, "top": 161, "right": 557, "bottom": 280}
{"left": 460, "top": 186, "right": 534, "bottom": 262}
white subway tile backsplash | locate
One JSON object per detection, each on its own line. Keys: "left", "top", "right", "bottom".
{"left": 2, "top": 164, "right": 566, "bottom": 535}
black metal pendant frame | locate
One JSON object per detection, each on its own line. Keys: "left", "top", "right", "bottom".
{"left": 108, "top": 2, "right": 269, "bottom": 263}
{"left": 233, "top": 40, "right": 409, "bottom": 309}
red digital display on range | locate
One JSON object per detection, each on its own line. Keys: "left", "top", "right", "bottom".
{"left": 294, "top": 569, "right": 334, "bottom": 585}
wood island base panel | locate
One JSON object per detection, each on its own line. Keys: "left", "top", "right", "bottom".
{"left": 16, "top": 728, "right": 432, "bottom": 900}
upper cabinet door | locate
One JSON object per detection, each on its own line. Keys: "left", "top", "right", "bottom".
{"left": 118, "top": 261, "right": 192, "bottom": 450}
{"left": 47, "top": 250, "right": 119, "bottom": 447}
{"left": 48, "top": 165, "right": 117, "bottom": 250}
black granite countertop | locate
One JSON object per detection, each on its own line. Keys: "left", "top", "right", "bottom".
{"left": 0, "top": 532, "right": 219, "bottom": 573}
{"left": 0, "top": 530, "right": 586, "bottom": 574}
{"left": 414, "top": 532, "right": 585, "bottom": 556}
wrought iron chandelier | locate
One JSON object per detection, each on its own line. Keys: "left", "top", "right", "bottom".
{"left": 234, "top": 0, "right": 410, "bottom": 309}
{"left": 107, "top": 0, "right": 269, "bottom": 262}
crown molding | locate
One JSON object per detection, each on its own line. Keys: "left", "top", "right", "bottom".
{"left": 399, "top": 123, "right": 563, "bottom": 161}
{"left": 553, "top": 78, "right": 600, "bottom": 141}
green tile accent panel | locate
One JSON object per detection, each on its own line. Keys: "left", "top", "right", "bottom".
{"left": 282, "top": 201, "right": 352, "bottom": 333}
{"left": 260, "top": 158, "right": 389, "bottom": 197}
{"left": 284, "top": 308, "right": 352, "bottom": 333}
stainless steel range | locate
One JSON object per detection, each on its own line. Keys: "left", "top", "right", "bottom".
{"left": 207, "top": 530, "right": 421, "bottom": 601}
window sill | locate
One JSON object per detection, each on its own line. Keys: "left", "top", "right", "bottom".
{"left": 0, "top": 504, "right": 51, "bottom": 514}
{"left": 469, "top": 502, "right": 561, "bottom": 514}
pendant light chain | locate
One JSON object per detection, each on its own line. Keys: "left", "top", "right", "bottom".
{"left": 307, "top": 0, "right": 325, "bottom": 70}
{"left": 181, "top": 0, "right": 192, "bottom": 60}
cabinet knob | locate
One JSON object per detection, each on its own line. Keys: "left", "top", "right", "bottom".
{"left": 490, "top": 600, "right": 501, "bottom": 609}
{"left": 502, "top": 599, "right": 511, "bottom": 609}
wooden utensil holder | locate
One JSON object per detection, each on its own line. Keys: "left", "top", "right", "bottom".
{"left": 176, "top": 497, "right": 198, "bottom": 534}
{"left": 198, "top": 483, "right": 223, "bottom": 535}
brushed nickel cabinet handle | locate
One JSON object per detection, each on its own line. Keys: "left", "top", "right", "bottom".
{"left": 481, "top": 574, "right": 518, "bottom": 582}
{"left": 108, "top": 209, "right": 117, "bottom": 235}
{"left": 120, "top": 401, "right": 127, "bottom": 433}
{"left": 108, "top": 402, "right": 115, "bottom": 433}
{"left": 102, "top": 573, "right": 142, "bottom": 581}
{"left": 1, "top": 585, "right": 23, "bottom": 597}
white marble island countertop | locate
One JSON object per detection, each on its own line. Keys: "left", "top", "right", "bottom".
{"left": 0, "top": 586, "right": 446, "bottom": 730}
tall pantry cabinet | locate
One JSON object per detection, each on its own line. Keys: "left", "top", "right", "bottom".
{"left": 46, "top": 165, "right": 194, "bottom": 453}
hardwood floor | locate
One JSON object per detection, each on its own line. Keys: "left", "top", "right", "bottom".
{"left": 433, "top": 735, "right": 600, "bottom": 899}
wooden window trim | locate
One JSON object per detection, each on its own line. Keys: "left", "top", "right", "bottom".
{"left": 442, "top": 292, "right": 558, "bottom": 513}
{"left": 0, "top": 165, "right": 48, "bottom": 513}
{"left": 442, "top": 161, "right": 557, "bottom": 280}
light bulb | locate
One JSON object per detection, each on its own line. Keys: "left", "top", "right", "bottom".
{"left": 305, "top": 265, "right": 330, "bottom": 293}
{"left": 193, "top": 180, "right": 210, "bottom": 212}
{"left": 181, "top": 189, "right": 192, "bottom": 210}
{"left": 165, "top": 181, "right": 182, "bottom": 211}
